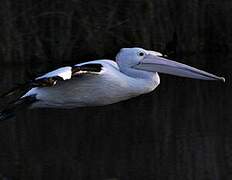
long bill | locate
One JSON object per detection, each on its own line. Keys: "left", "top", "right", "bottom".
{"left": 134, "top": 54, "right": 225, "bottom": 82}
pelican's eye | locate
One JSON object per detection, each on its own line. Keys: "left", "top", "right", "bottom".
{"left": 138, "top": 52, "right": 145, "bottom": 56}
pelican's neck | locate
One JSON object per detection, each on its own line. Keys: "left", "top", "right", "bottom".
{"left": 118, "top": 66, "right": 160, "bottom": 94}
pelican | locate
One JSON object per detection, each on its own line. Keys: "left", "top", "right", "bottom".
{"left": 0, "top": 47, "right": 224, "bottom": 120}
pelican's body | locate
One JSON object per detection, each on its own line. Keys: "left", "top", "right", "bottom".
{"left": 24, "top": 60, "right": 160, "bottom": 108}
{"left": 0, "top": 47, "right": 224, "bottom": 115}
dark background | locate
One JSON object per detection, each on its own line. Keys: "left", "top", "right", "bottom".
{"left": 0, "top": 0, "right": 231, "bottom": 179}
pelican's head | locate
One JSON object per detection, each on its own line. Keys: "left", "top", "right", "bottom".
{"left": 116, "top": 47, "right": 225, "bottom": 82}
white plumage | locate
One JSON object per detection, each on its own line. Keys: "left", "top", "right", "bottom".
{"left": 8, "top": 47, "right": 225, "bottom": 109}
{"left": 24, "top": 60, "right": 160, "bottom": 108}
{"left": 36, "top": 66, "right": 72, "bottom": 81}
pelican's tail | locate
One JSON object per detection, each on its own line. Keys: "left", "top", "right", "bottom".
{"left": 0, "top": 95, "right": 37, "bottom": 121}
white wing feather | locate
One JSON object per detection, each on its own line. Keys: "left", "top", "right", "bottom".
{"left": 36, "top": 66, "right": 72, "bottom": 80}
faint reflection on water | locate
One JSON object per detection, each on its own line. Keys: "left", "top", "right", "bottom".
{"left": 0, "top": 56, "right": 231, "bottom": 179}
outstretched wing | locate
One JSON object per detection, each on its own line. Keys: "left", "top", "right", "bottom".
{"left": 0, "top": 63, "right": 103, "bottom": 121}
{"left": 0, "top": 67, "right": 71, "bottom": 99}
{"left": 1, "top": 63, "right": 103, "bottom": 99}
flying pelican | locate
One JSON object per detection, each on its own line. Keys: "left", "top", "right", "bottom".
{"left": 0, "top": 47, "right": 224, "bottom": 120}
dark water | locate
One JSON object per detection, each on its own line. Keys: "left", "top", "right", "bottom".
{"left": 0, "top": 54, "right": 231, "bottom": 179}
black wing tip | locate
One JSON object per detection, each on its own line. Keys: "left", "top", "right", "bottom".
{"left": 0, "top": 110, "right": 15, "bottom": 121}
{"left": 0, "top": 87, "right": 19, "bottom": 99}
{"left": 0, "top": 83, "right": 30, "bottom": 99}
{"left": 0, "top": 95, "right": 37, "bottom": 122}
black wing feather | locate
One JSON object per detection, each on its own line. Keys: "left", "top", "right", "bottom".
{"left": 0, "top": 95, "right": 37, "bottom": 121}
{"left": 72, "top": 63, "right": 103, "bottom": 76}
{"left": 1, "top": 63, "right": 103, "bottom": 99}
{"left": 0, "top": 63, "right": 103, "bottom": 121}
{"left": 0, "top": 76, "right": 64, "bottom": 99}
